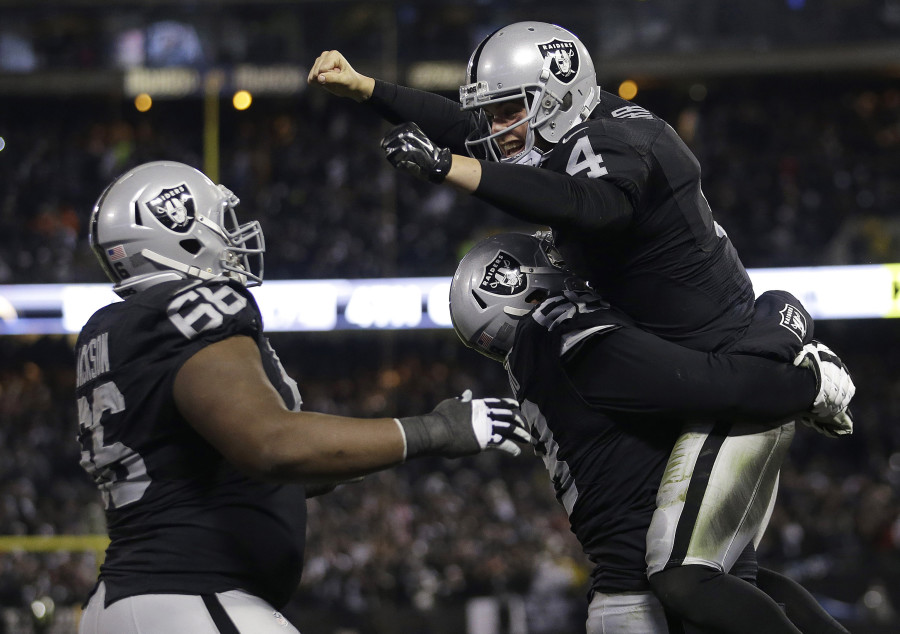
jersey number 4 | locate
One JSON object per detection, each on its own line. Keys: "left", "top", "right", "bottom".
{"left": 565, "top": 136, "right": 608, "bottom": 178}
{"left": 78, "top": 381, "right": 149, "bottom": 510}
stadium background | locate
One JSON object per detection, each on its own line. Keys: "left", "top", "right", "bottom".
{"left": 1, "top": 0, "right": 899, "bottom": 632}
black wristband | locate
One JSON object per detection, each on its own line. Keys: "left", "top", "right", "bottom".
{"left": 396, "top": 414, "right": 437, "bottom": 459}
{"left": 428, "top": 147, "right": 452, "bottom": 184}
{"left": 397, "top": 397, "right": 480, "bottom": 460}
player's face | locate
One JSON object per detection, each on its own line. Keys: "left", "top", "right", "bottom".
{"left": 484, "top": 100, "right": 528, "bottom": 159}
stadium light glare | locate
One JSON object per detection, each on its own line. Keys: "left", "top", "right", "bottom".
{"left": 233, "top": 90, "right": 253, "bottom": 110}
{"left": 619, "top": 80, "right": 639, "bottom": 100}
{"left": 134, "top": 93, "right": 152, "bottom": 112}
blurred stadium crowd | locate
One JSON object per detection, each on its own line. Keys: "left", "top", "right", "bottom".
{"left": 1, "top": 1, "right": 900, "bottom": 632}
{"left": 1, "top": 0, "right": 898, "bottom": 72}
{"left": 2, "top": 74, "right": 900, "bottom": 286}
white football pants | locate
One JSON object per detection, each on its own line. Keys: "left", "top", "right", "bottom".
{"left": 79, "top": 581, "right": 302, "bottom": 634}
{"left": 646, "top": 420, "right": 795, "bottom": 576}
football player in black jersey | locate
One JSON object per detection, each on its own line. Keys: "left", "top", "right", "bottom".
{"left": 448, "top": 232, "right": 854, "bottom": 634}
{"left": 308, "top": 22, "right": 853, "bottom": 633}
{"left": 75, "top": 161, "right": 530, "bottom": 634}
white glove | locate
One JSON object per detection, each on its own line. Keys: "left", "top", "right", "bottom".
{"left": 467, "top": 391, "right": 531, "bottom": 456}
{"left": 801, "top": 410, "right": 854, "bottom": 439}
{"left": 396, "top": 390, "right": 530, "bottom": 459}
{"left": 793, "top": 341, "right": 855, "bottom": 437}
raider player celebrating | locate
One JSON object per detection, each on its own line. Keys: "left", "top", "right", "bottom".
{"left": 75, "top": 161, "right": 529, "bottom": 634}
{"left": 309, "top": 21, "right": 854, "bottom": 633}
{"left": 448, "top": 232, "right": 855, "bottom": 633}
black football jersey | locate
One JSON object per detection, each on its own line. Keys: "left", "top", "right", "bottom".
{"left": 75, "top": 278, "right": 306, "bottom": 608}
{"left": 540, "top": 91, "right": 755, "bottom": 351}
{"left": 508, "top": 292, "right": 679, "bottom": 594}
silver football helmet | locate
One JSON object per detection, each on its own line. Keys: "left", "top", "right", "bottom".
{"left": 450, "top": 232, "right": 580, "bottom": 362}
{"left": 90, "top": 161, "right": 264, "bottom": 298}
{"left": 460, "top": 22, "right": 601, "bottom": 165}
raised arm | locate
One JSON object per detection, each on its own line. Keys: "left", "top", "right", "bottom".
{"left": 308, "top": 50, "right": 475, "bottom": 150}
{"left": 381, "top": 122, "right": 631, "bottom": 231}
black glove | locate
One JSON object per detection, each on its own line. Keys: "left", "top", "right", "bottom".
{"left": 381, "top": 122, "right": 452, "bottom": 184}
{"left": 396, "top": 390, "right": 529, "bottom": 459}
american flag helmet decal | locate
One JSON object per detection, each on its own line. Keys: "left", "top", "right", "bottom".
{"left": 106, "top": 245, "right": 127, "bottom": 262}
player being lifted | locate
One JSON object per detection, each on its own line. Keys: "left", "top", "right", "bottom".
{"left": 76, "top": 161, "right": 529, "bottom": 633}
{"left": 309, "top": 21, "right": 854, "bottom": 633}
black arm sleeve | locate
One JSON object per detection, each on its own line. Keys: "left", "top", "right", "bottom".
{"left": 564, "top": 326, "right": 815, "bottom": 423}
{"left": 475, "top": 160, "right": 632, "bottom": 230}
{"left": 366, "top": 80, "right": 474, "bottom": 152}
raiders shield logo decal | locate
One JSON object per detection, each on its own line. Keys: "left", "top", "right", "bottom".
{"left": 480, "top": 251, "right": 526, "bottom": 296}
{"left": 537, "top": 39, "right": 579, "bottom": 83}
{"left": 779, "top": 303, "right": 808, "bottom": 343}
{"left": 146, "top": 184, "right": 196, "bottom": 232}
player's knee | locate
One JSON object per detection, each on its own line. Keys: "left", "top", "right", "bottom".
{"left": 649, "top": 565, "right": 719, "bottom": 616}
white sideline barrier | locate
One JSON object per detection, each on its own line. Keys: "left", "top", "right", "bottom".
{"left": 0, "top": 263, "right": 898, "bottom": 335}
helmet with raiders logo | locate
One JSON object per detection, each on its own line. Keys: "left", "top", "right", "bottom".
{"left": 450, "top": 231, "right": 580, "bottom": 362}
{"left": 89, "top": 161, "right": 264, "bottom": 297}
{"left": 460, "top": 21, "right": 600, "bottom": 165}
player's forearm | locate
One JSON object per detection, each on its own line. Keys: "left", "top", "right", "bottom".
{"left": 473, "top": 160, "right": 631, "bottom": 229}
{"left": 250, "top": 411, "right": 406, "bottom": 483}
{"left": 571, "top": 329, "right": 816, "bottom": 423}
{"left": 367, "top": 80, "right": 473, "bottom": 150}
{"left": 690, "top": 355, "right": 817, "bottom": 421}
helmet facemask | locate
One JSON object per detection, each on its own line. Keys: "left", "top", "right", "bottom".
{"left": 461, "top": 74, "right": 564, "bottom": 167}
{"left": 205, "top": 185, "right": 265, "bottom": 287}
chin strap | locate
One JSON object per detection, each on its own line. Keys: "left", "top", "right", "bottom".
{"left": 112, "top": 269, "right": 187, "bottom": 297}
{"left": 142, "top": 249, "right": 250, "bottom": 287}
{"left": 578, "top": 86, "right": 600, "bottom": 124}
{"left": 141, "top": 249, "right": 218, "bottom": 281}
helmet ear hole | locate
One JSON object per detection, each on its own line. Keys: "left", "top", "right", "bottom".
{"left": 524, "top": 289, "right": 548, "bottom": 304}
{"left": 179, "top": 238, "right": 201, "bottom": 255}
{"left": 471, "top": 290, "right": 488, "bottom": 309}
{"left": 133, "top": 201, "right": 145, "bottom": 226}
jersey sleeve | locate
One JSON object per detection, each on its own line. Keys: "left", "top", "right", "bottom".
{"left": 367, "top": 80, "right": 476, "bottom": 152}
{"left": 475, "top": 160, "right": 632, "bottom": 230}
{"left": 473, "top": 122, "right": 649, "bottom": 231}
{"left": 564, "top": 324, "right": 817, "bottom": 423}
